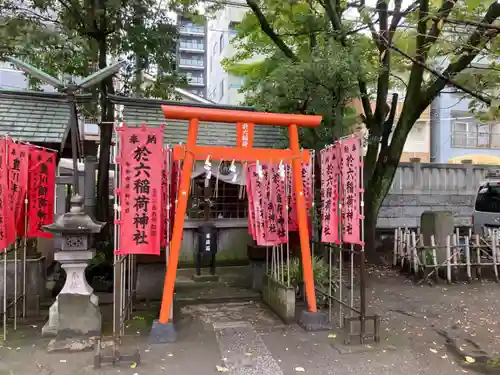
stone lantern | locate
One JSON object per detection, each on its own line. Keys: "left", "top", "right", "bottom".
{"left": 41, "top": 195, "right": 106, "bottom": 338}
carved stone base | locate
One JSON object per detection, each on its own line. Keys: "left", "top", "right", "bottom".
{"left": 42, "top": 293, "right": 101, "bottom": 338}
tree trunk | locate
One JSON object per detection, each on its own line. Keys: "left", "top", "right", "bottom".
{"left": 364, "top": 193, "right": 382, "bottom": 264}
{"left": 95, "top": 37, "right": 115, "bottom": 241}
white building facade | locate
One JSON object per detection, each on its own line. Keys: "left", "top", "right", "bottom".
{"left": 207, "top": 1, "right": 249, "bottom": 105}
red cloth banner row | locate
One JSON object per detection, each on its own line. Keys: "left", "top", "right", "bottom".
{"left": 320, "top": 134, "right": 363, "bottom": 245}
{"left": 0, "top": 138, "right": 56, "bottom": 250}
{"left": 246, "top": 161, "right": 313, "bottom": 246}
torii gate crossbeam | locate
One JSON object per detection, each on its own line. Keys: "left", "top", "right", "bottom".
{"left": 154, "top": 105, "right": 322, "bottom": 340}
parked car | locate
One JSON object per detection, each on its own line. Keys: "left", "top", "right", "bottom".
{"left": 473, "top": 176, "right": 500, "bottom": 234}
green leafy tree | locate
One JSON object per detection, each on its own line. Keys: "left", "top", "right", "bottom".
{"left": 221, "top": 0, "right": 500, "bottom": 259}
{"left": 0, "top": 0, "right": 183, "bottom": 228}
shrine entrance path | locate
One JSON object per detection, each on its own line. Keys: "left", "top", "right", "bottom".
{"left": 2, "top": 266, "right": 500, "bottom": 374}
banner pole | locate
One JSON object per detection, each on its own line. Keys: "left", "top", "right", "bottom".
{"left": 22, "top": 197, "right": 28, "bottom": 318}
{"left": 358, "top": 135, "right": 367, "bottom": 342}
{"left": 3, "top": 247, "right": 6, "bottom": 341}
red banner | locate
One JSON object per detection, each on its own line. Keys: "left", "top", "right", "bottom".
{"left": 247, "top": 164, "right": 272, "bottom": 246}
{"left": 8, "top": 142, "right": 29, "bottom": 238}
{"left": 287, "top": 161, "right": 313, "bottom": 232}
{"left": 261, "top": 164, "right": 287, "bottom": 245}
{"left": 321, "top": 145, "right": 341, "bottom": 244}
{"left": 0, "top": 139, "right": 8, "bottom": 249}
{"left": 341, "top": 135, "right": 362, "bottom": 244}
{"left": 170, "top": 159, "right": 180, "bottom": 241}
{"left": 27, "top": 149, "right": 56, "bottom": 238}
{"left": 160, "top": 148, "right": 169, "bottom": 248}
{"left": 246, "top": 164, "right": 257, "bottom": 239}
{"left": 116, "top": 124, "right": 164, "bottom": 255}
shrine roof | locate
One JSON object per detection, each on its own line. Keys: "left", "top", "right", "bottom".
{"left": 0, "top": 90, "right": 70, "bottom": 144}
{"left": 110, "top": 95, "right": 284, "bottom": 148}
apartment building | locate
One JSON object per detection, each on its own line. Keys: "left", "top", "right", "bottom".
{"left": 176, "top": 15, "right": 208, "bottom": 98}
{"left": 207, "top": 0, "right": 249, "bottom": 105}
{"left": 431, "top": 91, "right": 500, "bottom": 164}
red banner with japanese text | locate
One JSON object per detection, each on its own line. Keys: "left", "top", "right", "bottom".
{"left": 261, "top": 164, "right": 288, "bottom": 245}
{"left": 8, "top": 142, "right": 29, "bottom": 239}
{"left": 116, "top": 124, "right": 164, "bottom": 255}
{"left": 246, "top": 164, "right": 257, "bottom": 239}
{"left": 286, "top": 161, "right": 313, "bottom": 232}
{"left": 321, "top": 145, "right": 341, "bottom": 244}
{"left": 271, "top": 164, "right": 288, "bottom": 244}
{"left": 169, "top": 158, "right": 180, "bottom": 241}
{"left": 0, "top": 139, "right": 8, "bottom": 249}
{"left": 261, "top": 164, "right": 279, "bottom": 244}
{"left": 340, "top": 135, "right": 362, "bottom": 244}
{"left": 247, "top": 163, "right": 272, "bottom": 246}
{"left": 27, "top": 149, "right": 56, "bottom": 238}
{"left": 160, "top": 148, "right": 170, "bottom": 248}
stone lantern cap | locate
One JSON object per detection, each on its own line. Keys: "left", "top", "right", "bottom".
{"left": 43, "top": 195, "right": 105, "bottom": 235}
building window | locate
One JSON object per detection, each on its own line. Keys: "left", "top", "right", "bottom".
{"left": 186, "top": 72, "right": 204, "bottom": 85}
{"left": 179, "top": 55, "right": 204, "bottom": 67}
{"left": 179, "top": 20, "right": 204, "bottom": 34}
{"left": 180, "top": 39, "right": 204, "bottom": 51}
{"left": 451, "top": 119, "right": 500, "bottom": 148}
{"left": 187, "top": 176, "right": 247, "bottom": 219}
{"left": 213, "top": 42, "right": 218, "bottom": 56}
{"left": 220, "top": 34, "right": 224, "bottom": 53}
{"left": 220, "top": 79, "right": 224, "bottom": 100}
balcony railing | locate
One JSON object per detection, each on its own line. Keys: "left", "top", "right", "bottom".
{"left": 179, "top": 42, "right": 205, "bottom": 52}
{"left": 451, "top": 131, "right": 500, "bottom": 149}
{"left": 179, "top": 58, "right": 204, "bottom": 68}
{"left": 179, "top": 25, "right": 204, "bottom": 34}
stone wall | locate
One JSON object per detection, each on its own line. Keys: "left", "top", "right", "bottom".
{"left": 378, "top": 158, "right": 494, "bottom": 229}
{"left": 378, "top": 194, "right": 474, "bottom": 228}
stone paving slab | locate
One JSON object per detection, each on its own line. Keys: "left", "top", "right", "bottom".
{"left": 214, "top": 321, "right": 283, "bottom": 375}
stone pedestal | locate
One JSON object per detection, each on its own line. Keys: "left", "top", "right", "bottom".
{"left": 42, "top": 250, "right": 101, "bottom": 337}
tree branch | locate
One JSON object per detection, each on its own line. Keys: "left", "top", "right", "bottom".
{"left": 380, "top": 35, "right": 496, "bottom": 106}
{"left": 422, "top": 0, "right": 456, "bottom": 59}
{"left": 423, "top": 0, "right": 500, "bottom": 105}
{"left": 389, "top": 0, "right": 419, "bottom": 39}
{"left": 359, "top": 79, "right": 374, "bottom": 124}
{"left": 245, "top": 0, "right": 298, "bottom": 62}
{"left": 440, "top": 17, "right": 500, "bottom": 32}
{"left": 390, "top": 72, "right": 408, "bottom": 89}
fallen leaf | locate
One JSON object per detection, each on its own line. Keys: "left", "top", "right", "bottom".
{"left": 430, "top": 348, "right": 438, "bottom": 354}
{"left": 295, "top": 367, "right": 305, "bottom": 372}
{"left": 130, "top": 362, "right": 137, "bottom": 369}
{"left": 465, "top": 356, "right": 475, "bottom": 364}
{"left": 328, "top": 333, "right": 337, "bottom": 339}
{"left": 216, "top": 365, "right": 229, "bottom": 372}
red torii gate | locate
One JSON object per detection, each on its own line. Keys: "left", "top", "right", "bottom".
{"left": 156, "top": 105, "right": 322, "bottom": 333}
